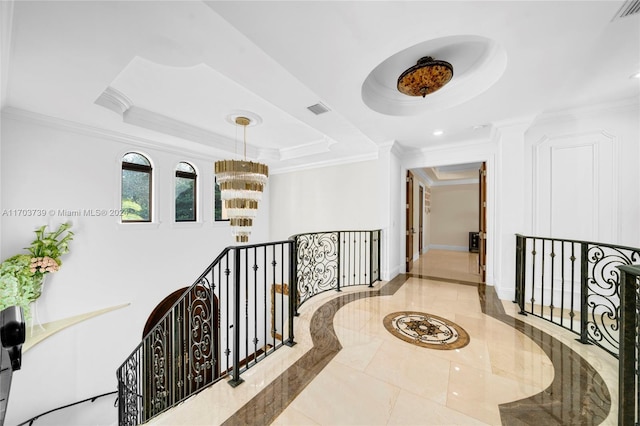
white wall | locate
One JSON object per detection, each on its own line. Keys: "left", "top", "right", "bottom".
{"left": 1, "top": 113, "right": 269, "bottom": 424}
{"left": 430, "top": 183, "right": 479, "bottom": 251}
{"left": 525, "top": 99, "right": 640, "bottom": 246}
{"left": 384, "top": 145, "right": 403, "bottom": 279}
{"left": 268, "top": 159, "right": 381, "bottom": 240}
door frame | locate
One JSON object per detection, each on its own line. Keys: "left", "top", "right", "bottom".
{"left": 418, "top": 184, "right": 424, "bottom": 254}
{"left": 405, "top": 170, "right": 414, "bottom": 273}
{"left": 479, "top": 162, "right": 487, "bottom": 283}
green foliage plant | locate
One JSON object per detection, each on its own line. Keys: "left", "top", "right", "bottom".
{"left": 121, "top": 199, "right": 143, "bottom": 221}
{"left": 0, "top": 222, "right": 74, "bottom": 318}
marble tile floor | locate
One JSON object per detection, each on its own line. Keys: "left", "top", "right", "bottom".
{"left": 410, "top": 249, "right": 483, "bottom": 284}
{"left": 150, "top": 273, "right": 617, "bottom": 425}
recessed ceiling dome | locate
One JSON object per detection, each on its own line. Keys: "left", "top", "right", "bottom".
{"left": 362, "top": 35, "right": 507, "bottom": 116}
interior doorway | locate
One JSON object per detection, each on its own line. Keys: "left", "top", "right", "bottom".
{"left": 406, "top": 162, "right": 486, "bottom": 284}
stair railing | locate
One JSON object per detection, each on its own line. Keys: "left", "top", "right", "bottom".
{"left": 515, "top": 234, "right": 640, "bottom": 426}
{"left": 116, "top": 229, "right": 381, "bottom": 426}
{"left": 618, "top": 264, "right": 639, "bottom": 426}
{"left": 293, "top": 230, "right": 381, "bottom": 310}
{"left": 117, "top": 240, "right": 296, "bottom": 426}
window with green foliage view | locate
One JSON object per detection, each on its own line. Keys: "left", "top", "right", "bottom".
{"left": 121, "top": 152, "right": 152, "bottom": 222}
{"left": 214, "top": 178, "right": 228, "bottom": 221}
{"left": 175, "top": 162, "right": 196, "bottom": 222}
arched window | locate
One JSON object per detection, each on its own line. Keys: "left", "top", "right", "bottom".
{"left": 121, "top": 152, "right": 152, "bottom": 222}
{"left": 175, "top": 162, "right": 197, "bottom": 222}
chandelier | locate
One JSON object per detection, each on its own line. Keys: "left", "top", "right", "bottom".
{"left": 397, "top": 56, "right": 453, "bottom": 98}
{"left": 215, "top": 116, "right": 268, "bottom": 243}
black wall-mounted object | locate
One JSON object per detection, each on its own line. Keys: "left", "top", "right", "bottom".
{"left": 0, "top": 305, "right": 26, "bottom": 425}
{"left": 1, "top": 306, "right": 25, "bottom": 371}
{"left": 469, "top": 232, "right": 480, "bottom": 252}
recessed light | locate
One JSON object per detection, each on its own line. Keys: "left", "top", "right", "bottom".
{"left": 631, "top": 72, "right": 640, "bottom": 79}
{"left": 473, "top": 124, "right": 487, "bottom": 130}
{"left": 433, "top": 129, "right": 444, "bottom": 136}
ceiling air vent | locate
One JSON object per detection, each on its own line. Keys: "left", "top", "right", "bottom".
{"left": 613, "top": 0, "right": 640, "bottom": 20}
{"left": 307, "top": 102, "right": 330, "bottom": 115}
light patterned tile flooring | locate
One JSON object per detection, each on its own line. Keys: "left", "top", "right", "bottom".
{"left": 410, "top": 249, "right": 483, "bottom": 284}
{"left": 150, "top": 250, "right": 617, "bottom": 426}
{"left": 275, "top": 277, "right": 552, "bottom": 425}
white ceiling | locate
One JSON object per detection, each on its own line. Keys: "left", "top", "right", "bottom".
{"left": 2, "top": 1, "right": 639, "bottom": 174}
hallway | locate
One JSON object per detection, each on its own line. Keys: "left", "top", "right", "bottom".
{"left": 150, "top": 254, "right": 618, "bottom": 425}
{"left": 409, "top": 249, "right": 483, "bottom": 284}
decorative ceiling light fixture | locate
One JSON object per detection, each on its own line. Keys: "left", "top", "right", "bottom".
{"left": 215, "top": 116, "right": 268, "bottom": 243}
{"left": 397, "top": 56, "right": 454, "bottom": 98}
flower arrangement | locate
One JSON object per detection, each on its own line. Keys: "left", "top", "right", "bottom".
{"left": 0, "top": 223, "right": 74, "bottom": 318}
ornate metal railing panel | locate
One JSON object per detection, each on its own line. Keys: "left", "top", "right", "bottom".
{"left": 295, "top": 232, "right": 339, "bottom": 306}
{"left": 515, "top": 234, "right": 640, "bottom": 357}
{"left": 294, "top": 230, "right": 381, "bottom": 308}
{"left": 117, "top": 229, "right": 381, "bottom": 426}
{"left": 117, "top": 240, "right": 295, "bottom": 426}
{"left": 117, "top": 344, "right": 143, "bottom": 426}
{"left": 617, "top": 264, "right": 639, "bottom": 426}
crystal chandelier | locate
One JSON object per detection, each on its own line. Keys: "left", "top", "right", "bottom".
{"left": 215, "top": 116, "right": 268, "bottom": 243}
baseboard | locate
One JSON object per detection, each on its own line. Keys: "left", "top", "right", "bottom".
{"left": 382, "top": 265, "right": 401, "bottom": 281}
{"left": 428, "top": 244, "right": 469, "bottom": 252}
{"left": 494, "top": 286, "right": 515, "bottom": 302}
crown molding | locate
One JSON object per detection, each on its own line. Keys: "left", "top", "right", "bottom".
{"left": 493, "top": 116, "right": 536, "bottom": 139}
{"left": 429, "top": 178, "right": 479, "bottom": 187}
{"left": 279, "top": 137, "right": 335, "bottom": 161}
{"left": 124, "top": 106, "right": 256, "bottom": 157}
{"left": 1, "top": 107, "right": 224, "bottom": 162}
{"left": 412, "top": 168, "right": 432, "bottom": 186}
{"left": 94, "top": 86, "right": 345, "bottom": 163}
{"left": 531, "top": 96, "right": 639, "bottom": 127}
{"left": 3, "top": 107, "right": 383, "bottom": 175}
{"left": 94, "top": 86, "right": 132, "bottom": 115}
{"left": 377, "top": 140, "right": 406, "bottom": 158}
{"left": 405, "top": 135, "right": 495, "bottom": 159}
{"left": 270, "top": 151, "right": 379, "bottom": 175}
{"left": 412, "top": 166, "right": 479, "bottom": 187}
{"left": 94, "top": 85, "right": 261, "bottom": 158}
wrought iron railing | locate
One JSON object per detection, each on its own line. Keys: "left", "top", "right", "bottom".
{"left": 116, "top": 229, "right": 381, "bottom": 426}
{"left": 117, "top": 240, "right": 296, "bottom": 426}
{"left": 293, "top": 230, "right": 380, "bottom": 309}
{"left": 515, "top": 234, "right": 640, "bottom": 357}
{"left": 618, "top": 264, "right": 639, "bottom": 426}
{"left": 16, "top": 391, "right": 118, "bottom": 425}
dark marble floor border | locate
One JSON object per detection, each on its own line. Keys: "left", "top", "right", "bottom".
{"left": 478, "top": 284, "right": 611, "bottom": 425}
{"left": 221, "top": 274, "right": 408, "bottom": 425}
{"left": 222, "top": 276, "right": 611, "bottom": 425}
{"left": 406, "top": 272, "right": 480, "bottom": 287}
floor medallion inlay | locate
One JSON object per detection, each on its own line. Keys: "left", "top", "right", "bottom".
{"left": 383, "top": 311, "right": 470, "bottom": 350}
{"left": 220, "top": 274, "right": 611, "bottom": 426}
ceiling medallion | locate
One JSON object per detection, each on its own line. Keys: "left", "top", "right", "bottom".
{"left": 383, "top": 311, "right": 469, "bottom": 350}
{"left": 397, "top": 56, "right": 454, "bottom": 98}
{"left": 214, "top": 116, "right": 269, "bottom": 243}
